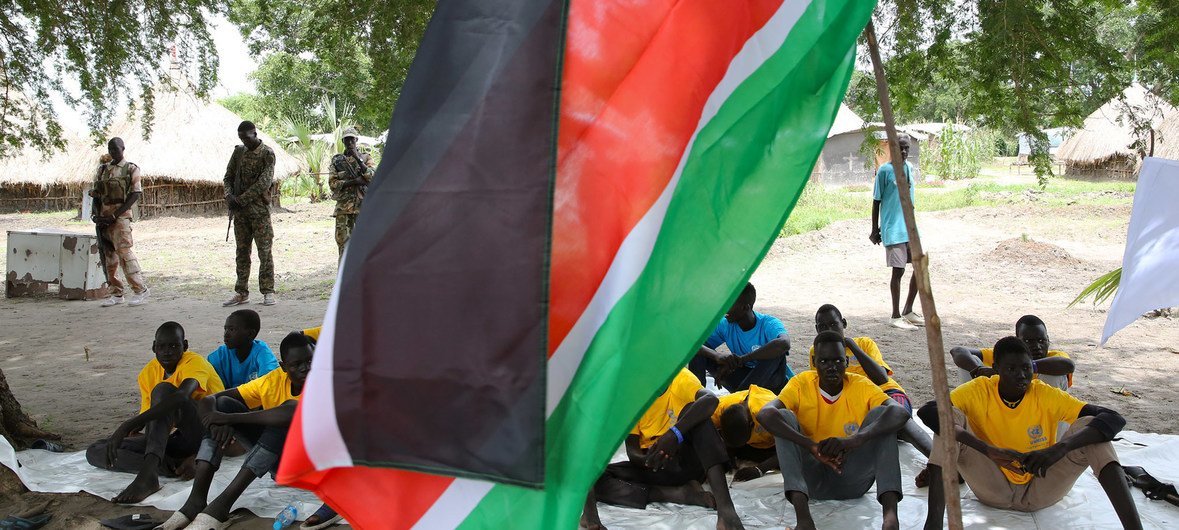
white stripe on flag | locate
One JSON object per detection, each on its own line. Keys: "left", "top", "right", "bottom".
{"left": 410, "top": 479, "right": 495, "bottom": 530}
{"left": 427, "top": 0, "right": 817, "bottom": 525}
{"left": 544, "top": 0, "right": 813, "bottom": 416}
{"left": 301, "top": 255, "right": 355, "bottom": 469}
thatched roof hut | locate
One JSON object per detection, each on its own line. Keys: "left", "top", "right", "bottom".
{"left": 0, "top": 87, "right": 301, "bottom": 216}
{"left": 1154, "top": 112, "right": 1179, "bottom": 161}
{"left": 1056, "top": 84, "right": 1177, "bottom": 180}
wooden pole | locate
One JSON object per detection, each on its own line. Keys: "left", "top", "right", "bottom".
{"left": 863, "top": 21, "right": 964, "bottom": 530}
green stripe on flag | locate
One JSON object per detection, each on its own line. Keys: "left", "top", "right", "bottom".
{"left": 459, "top": 0, "right": 874, "bottom": 527}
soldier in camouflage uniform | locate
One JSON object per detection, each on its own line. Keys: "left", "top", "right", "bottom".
{"left": 329, "top": 128, "right": 374, "bottom": 257}
{"left": 91, "top": 137, "right": 149, "bottom": 307}
{"left": 222, "top": 121, "right": 278, "bottom": 307}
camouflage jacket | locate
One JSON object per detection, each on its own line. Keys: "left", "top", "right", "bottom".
{"left": 224, "top": 143, "right": 276, "bottom": 218}
{"left": 329, "top": 151, "right": 374, "bottom": 214}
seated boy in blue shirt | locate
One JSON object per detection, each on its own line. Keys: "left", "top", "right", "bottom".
{"left": 206, "top": 310, "right": 278, "bottom": 389}
{"left": 690, "top": 282, "right": 793, "bottom": 394}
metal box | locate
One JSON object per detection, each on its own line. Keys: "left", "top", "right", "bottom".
{"left": 6, "top": 228, "right": 109, "bottom": 300}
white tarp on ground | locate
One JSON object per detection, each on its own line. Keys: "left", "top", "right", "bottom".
{"left": 0, "top": 438, "right": 323, "bottom": 521}
{"left": 2, "top": 431, "right": 1177, "bottom": 528}
{"left": 1102, "top": 157, "right": 1179, "bottom": 345}
{"left": 598, "top": 430, "right": 1179, "bottom": 529}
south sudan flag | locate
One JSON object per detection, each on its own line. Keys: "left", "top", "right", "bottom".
{"left": 277, "top": 0, "right": 875, "bottom": 527}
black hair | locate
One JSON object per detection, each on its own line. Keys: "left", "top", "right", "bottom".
{"left": 228, "top": 309, "right": 261, "bottom": 332}
{"left": 992, "top": 336, "right": 1030, "bottom": 366}
{"left": 815, "top": 304, "right": 843, "bottom": 320}
{"left": 813, "top": 330, "right": 845, "bottom": 349}
{"left": 718, "top": 403, "right": 754, "bottom": 446}
{"left": 156, "top": 321, "right": 185, "bottom": 341}
{"left": 1015, "top": 315, "right": 1046, "bottom": 333}
{"left": 279, "top": 331, "right": 313, "bottom": 361}
{"left": 738, "top": 282, "right": 756, "bottom": 304}
{"left": 238, "top": 120, "right": 256, "bottom": 132}
{"left": 108, "top": 137, "right": 125, "bottom": 148}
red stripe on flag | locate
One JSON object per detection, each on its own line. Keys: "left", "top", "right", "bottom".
{"left": 549, "top": 0, "right": 785, "bottom": 355}
{"left": 278, "top": 401, "right": 455, "bottom": 529}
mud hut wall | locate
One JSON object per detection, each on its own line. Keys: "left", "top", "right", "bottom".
{"left": 0, "top": 178, "right": 282, "bottom": 217}
{"left": 0, "top": 183, "right": 85, "bottom": 214}
{"left": 811, "top": 132, "right": 922, "bottom": 188}
{"left": 1063, "top": 155, "right": 1139, "bottom": 181}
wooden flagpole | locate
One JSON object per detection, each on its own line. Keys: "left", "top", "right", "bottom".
{"left": 864, "top": 21, "right": 964, "bottom": 530}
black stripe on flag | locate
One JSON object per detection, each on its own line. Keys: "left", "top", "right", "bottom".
{"left": 328, "top": 0, "right": 564, "bottom": 487}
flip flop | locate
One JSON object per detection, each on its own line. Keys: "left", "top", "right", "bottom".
{"left": 0, "top": 514, "right": 51, "bottom": 530}
{"left": 300, "top": 504, "right": 343, "bottom": 529}
{"left": 1123, "top": 465, "right": 1179, "bottom": 506}
{"left": 153, "top": 512, "right": 190, "bottom": 530}
{"left": 100, "top": 513, "right": 159, "bottom": 530}
{"left": 182, "top": 514, "right": 230, "bottom": 530}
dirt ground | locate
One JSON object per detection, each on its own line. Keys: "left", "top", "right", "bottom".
{"left": 0, "top": 196, "right": 1175, "bottom": 527}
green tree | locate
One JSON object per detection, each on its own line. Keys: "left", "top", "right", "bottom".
{"left": 868, "top": 0, "right": 1179, "bottom": 183}
{"left": 227, "top": 0, "right": 434, "bottom": 134}
{"left": 1, "top": 0, "right": 225, "bottom": 159}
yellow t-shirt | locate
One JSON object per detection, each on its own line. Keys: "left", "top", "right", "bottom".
{"left": 951, "top": 376, "right": 1085, "bottom": 484}
{"left": 711, "top": 385, "right": 777, "bottom": 449}
{"left": 777, "top": 371, "right": 891, "bottom": 443}
{"left": 979, "top": 348, "right": 1072, "bottom": 387}
{"left": 237, "top": 368, "right": 302, "bottom": 410}
{"left": 137, "top": 351, "right": 225, "bottom": 414}
{"left": 630, "top": 368, "right": 704, "bottom": 449}
{"left": 303, "top": 327, "right": 322, "bottom": 342}
{"left": 808, "top": 337, "right": 905, "bottom": 393}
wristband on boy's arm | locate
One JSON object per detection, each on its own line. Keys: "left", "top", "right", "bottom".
{"left": 1032, "top": 360, "right": 1038, "bottom": 374}
{"left": 669, "top": 426, "right": 684, "bottom": 444}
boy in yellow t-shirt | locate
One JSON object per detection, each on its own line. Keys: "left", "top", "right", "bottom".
{"left": 950, "top": 315, "right": 1075, "bottom": 390}
{"left": 919, "top": 336, "right": 1140, "bottom": 528}
{"left": 712, "top": 384, "right": 779, "bottom": 482}
{"left": 758, "top": 331, "right": 909, "bottom": 530}
{"left": 582, "top": 368, "right": 745, "bottom": 530}
{"left": 86, "top": 321, "right": 225, "bottom": 504}
{"left": 158, "top": 332, "right": 314, "bottom": 530}
{"left": 810, "top": 304, "right": 933, "bottom": 464}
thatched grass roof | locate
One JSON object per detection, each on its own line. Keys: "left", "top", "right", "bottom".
{"left": 1154, "top": 111, "right": 1179, "bottom": 161}
{"left": 1056, "top": 84, "right": 1177, "bottom": 166}
{"left": 2, "top": 87, "right": 301, "bottom": 187}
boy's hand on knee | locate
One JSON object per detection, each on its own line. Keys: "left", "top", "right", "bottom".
{"left": 1022, "top": 443, "right": 1068, "bottom": 477}
{"left": 210, "top": 425, "right": 235, "bottom": 449}
{"left": 106, "top": 426, "right": 130, "bottom": 467}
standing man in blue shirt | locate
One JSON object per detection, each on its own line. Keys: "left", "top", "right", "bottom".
{"left": 206, "top": 310, "right": 278, "bottom": 389}
{"left": 871, "top": 135, "right": 922, "bottom": 331}
{"left": 689, "top": 283, "right": 793, "bottom": 393}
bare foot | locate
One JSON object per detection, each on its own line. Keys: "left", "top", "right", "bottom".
{"left": 579, "top": 504, "right": 606, "bottom": 530}
{"left": 882, "top": 511, "right": 900, "bottom": 530}
{"left": 717, "top": 510, "right": 745, "bottom": 530}
{"left": 112, "top": 473, "right": 161, "bottom": 503}
{"left": 173, "top": 456, "right": 197, "bottom": 481}
{"left": 794, "top": 515, "right": 817, "bottom": 530}
{"left": 915, "top": 465, "right": 930, "bottom": 488}
{"left": 670, "top": 481, "right": 716, "bottom": 508}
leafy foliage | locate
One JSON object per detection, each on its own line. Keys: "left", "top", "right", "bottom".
{"left": 864, "top": 0, "right": 1179, "bottom": 185}
{"left": 278, "top": 96, "right": 356, "bottom": 202}
{"left": 227, "top": 0, "right": 433, "bottom": 134}
{"left": 923, "top": 127, "right": 997, "bottom": 180}
{"left": 1, "top": 0, "right": 224, "bottom": 158}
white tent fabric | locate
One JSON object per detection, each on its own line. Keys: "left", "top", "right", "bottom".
{"left": 0, "top": 437, "right": 326, "bottom": 522}
{"left": 597, "top": 430, "right": 1179, "bottom": 529}
{"left": 1102, "top": 157, "right": 1179, "bottom": 345}
{"left": 2, "top": 431, "right": 1177, "bottom": 527}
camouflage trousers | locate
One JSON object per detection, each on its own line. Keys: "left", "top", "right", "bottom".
{"left": 335, "top": 212, "right": 358, "bottom": 257}
{"left": 233, "top": 212, "right": 274, "bottom": 295}
{"left": 102, "top": 218, "right": 147, "bottom": 297}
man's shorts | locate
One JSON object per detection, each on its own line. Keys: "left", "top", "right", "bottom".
{"left": 884, "top": 389, "right": 913, "bottom": 415}
{"left": 885, "top": 243, "right": 911, "bottom": 268}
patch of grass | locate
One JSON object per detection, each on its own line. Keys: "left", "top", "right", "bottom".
{"left": 778, "top": 178, "right": 1135, "bottom": 238}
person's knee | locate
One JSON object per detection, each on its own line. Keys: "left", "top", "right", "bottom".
{"left": 86, "top": 441, "right": 109, "bottom": 467}
{"left": 150, "top": 381, "right": 179, "bottom": 402}
{"left": 214, "top": 395, "right": 244, "bottom": 413}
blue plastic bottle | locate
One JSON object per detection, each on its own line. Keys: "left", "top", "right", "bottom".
{"left": 273, "top": 504, "right": 298, "bottom": 530}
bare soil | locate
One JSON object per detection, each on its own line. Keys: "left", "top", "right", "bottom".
{"left": 1, "top": 199, "right": 1175, "bottom": 527}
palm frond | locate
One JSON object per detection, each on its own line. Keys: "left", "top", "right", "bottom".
{"left": 1068, "top": 267, "right": 1122, "bottom": 308}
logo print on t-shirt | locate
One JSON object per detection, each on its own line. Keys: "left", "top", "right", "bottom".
{"left": 1027, "top": 424, "right": 1047, "bottom": 446}
{"left": 844, "top": 422, "right": 859, "bottom": 436}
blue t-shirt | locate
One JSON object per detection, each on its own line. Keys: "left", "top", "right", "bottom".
{"left": 873, "top": 161, "right": 917, "bottom": 246}
{"left": 705, "top": 312, "right": 792, "bottom": 375}
{"left": 207, "top": 339, "right": 279, "bottom": 389}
